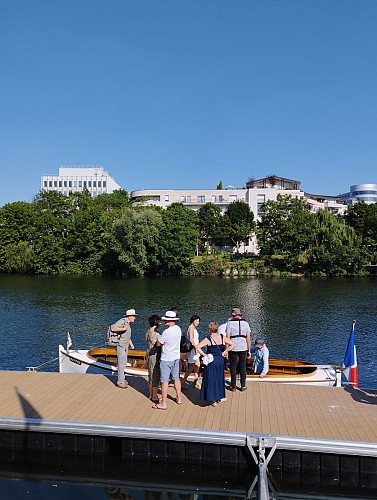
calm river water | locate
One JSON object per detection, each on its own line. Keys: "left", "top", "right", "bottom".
{"left": 1, "top": 274, "right": 377, "bottom": 499}
{"left": 0, "top": 274, "right": 376, "bottom": 388}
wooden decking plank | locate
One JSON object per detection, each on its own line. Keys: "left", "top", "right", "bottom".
{"left": 0, "top": 372, "right": 376, "bottom": 446}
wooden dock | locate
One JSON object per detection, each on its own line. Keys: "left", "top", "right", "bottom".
{"left": 1, "top": 370, "right": 376, "bottom": 442}
{"left": 0, "top": 370, "right": 376, "bottom": 496}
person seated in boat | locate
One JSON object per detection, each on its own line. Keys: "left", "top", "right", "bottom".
{"left": 251, "top": 338, "right": 269, "bottom": 378}
{"left": 181, "top": 314, "right": 201, "bottom": 388}
{"left": 111, "top": 309, "right": 137, "bottom": 389}
{"left": 146, "top": 314, "right": 161, "bottom": 403}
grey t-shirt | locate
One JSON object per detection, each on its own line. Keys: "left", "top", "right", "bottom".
{"left": 112, "top": 317, "right": 131, "bottom": 349}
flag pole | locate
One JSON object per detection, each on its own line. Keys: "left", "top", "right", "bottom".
{"left": 342, "top": 320, "right": 358, "bottom": 388}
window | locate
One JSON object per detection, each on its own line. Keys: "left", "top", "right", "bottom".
{"left": 59, "top": 181, "right": 62, "bottom": 187}
{"left": 103, "top": 181, "right": 107, "bottom": 188}
{"left": 69, "top": 181, "right": 72, "bottom": 188}
{"left": 49, "top": 181, "right": 52, "bottom": 187}
{"left": 219, "top": 195, "right": 223, "bottom": 202}
{"left": 79, "top": 181, "right": 82, "bottom": 188}
{"left": 88, "top": 181, "right": 91, "bottom": 188}
{"left": 164, "top": 194, "right": 170, "bottom": 202}
{"left": 197, "top": 195, "right": 205, "bottom": 203}
{"left": 54, "top": 181, "right": 57, "bottom": 187}
{"left": 186, "top": 195, "right": 191, "bottom": 202}
{"left": 257, "top": 194, "right": 265, "bottom": 215}
{"left": 180, "top": 196, "right": 185, "bottom": 202}
{"left": 93, "top": 181, "right": 96, "bottom": 188}
{"left": 98, "top": 181, "right": 102, "bottom": 188}
{"left": 64, "top": 181, "right": 67, "bottom": 187}
{"left": 44, "top": 181, "right": 47, "bottom": 187}
{"left": 211, "top": 195, "right": 216, "bottom": 203}
{"left": 83, "top": 181, "right": 87, "bottom": 188}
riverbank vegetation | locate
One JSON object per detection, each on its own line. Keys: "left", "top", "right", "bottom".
{"left": 0, "top": 190, "right": 375, "bottom": 277}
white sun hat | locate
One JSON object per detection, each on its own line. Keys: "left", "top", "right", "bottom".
{"left": 161, "top": 310, "right": 180, "bottom": 321}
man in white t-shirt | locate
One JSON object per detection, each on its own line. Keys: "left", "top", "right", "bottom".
{"left": 152, "top": 310, "right": 182, "bottom": 410}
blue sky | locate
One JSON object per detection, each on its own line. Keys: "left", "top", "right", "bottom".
{"left": 1, "top": 0, "right": 377, "bottom": 206}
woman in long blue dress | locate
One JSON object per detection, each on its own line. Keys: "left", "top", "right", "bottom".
{"left": 195, "top": 322, "right": 234, "bottom": 407}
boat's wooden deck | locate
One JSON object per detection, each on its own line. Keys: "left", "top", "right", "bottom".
{"left": 1, "top": 370, "right": 376, "bottom": 443}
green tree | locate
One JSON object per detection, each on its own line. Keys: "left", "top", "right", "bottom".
{"left": 344, "top": 202, "right": 377, "bottom": 263}
{"left": 0, "top": 201, "right": 36, "bottom": 271}
{"left": 257, "top": 194, "right": 314, "bottom": 271}
{"left": 308, "top": 209, "right": 367, "bottom": 276}
{"left": 110, "top": 207, "right": 164, "bottom": 276}
{"left": 4, "top": 241, "right": 35, "bottom": 273}
{"left": 225, "top": 200, "right": 255, "bottom": 252}
{"left": 155, "top": 203, "right": 199, "bottom": 275}
{"left": 197, "top": 203, "right": 223, "bottom": 253}
{"left": 31, "top": 191, "right": 75, "bottom": 273}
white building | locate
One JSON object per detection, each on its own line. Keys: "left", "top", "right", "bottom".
{"left": 41, "top": 166, "right": 121, "bottom": 197}
{"left": 131, "top": 176, "right": 348, "bottom": 253}
{"left": 130, "top": 187, "right": 247, "bottom": 213}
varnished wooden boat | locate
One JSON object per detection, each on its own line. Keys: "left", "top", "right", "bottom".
{"left": 59, "top": 345, "right": 341, "bottom": 386}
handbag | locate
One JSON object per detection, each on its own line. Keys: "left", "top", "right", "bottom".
{"left": 180, "top": 334, "right": 193, "bottom": 353}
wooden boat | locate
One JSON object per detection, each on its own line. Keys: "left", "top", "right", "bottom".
{"left": 59, "top": 345, "right": 341, "bottom": 386}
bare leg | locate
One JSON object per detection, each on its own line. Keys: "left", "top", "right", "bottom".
{"left": 159, "top": 381, "right": 168, "bottom": 408}
{"left": 173, "top": 378, "right": 182, "bottom": 403}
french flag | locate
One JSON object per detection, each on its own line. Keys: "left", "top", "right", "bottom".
{"left": 342, "top": 321, "right": 358, "bottom": 388}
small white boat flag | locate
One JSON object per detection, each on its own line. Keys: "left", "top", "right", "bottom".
{"left": 67, "top": 333, "right": 72, "bottom": 351}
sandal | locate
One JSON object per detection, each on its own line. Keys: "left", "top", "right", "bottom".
{"left": 174, "top": 398, "right": 182, "bottom": 405}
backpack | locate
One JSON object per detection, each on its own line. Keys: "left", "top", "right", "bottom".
{"left": 106, "top": 325, "right": 120, "bottom": 347}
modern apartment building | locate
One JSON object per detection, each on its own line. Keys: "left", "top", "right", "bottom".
{"left": 131, "top": 176, "right": 347, "bottom": 218}
{"left": 131, "top": 176, "right": 348, "bottom": 253}
{"left": 41, "top": 166, "right": 121, "bottom": 197}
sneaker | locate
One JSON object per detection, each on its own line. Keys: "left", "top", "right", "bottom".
{"left": 227, "top": 386, "right": 236, "bottom": 392}
{"left": 117, "top": 381, "right": 129, "bottom": 389}
{"left": 240, "top": 386, "right": 247, "bottom": 392}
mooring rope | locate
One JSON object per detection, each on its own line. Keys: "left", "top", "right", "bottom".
{"left": 26, "top": 356, "right": 60, "bottom": 372}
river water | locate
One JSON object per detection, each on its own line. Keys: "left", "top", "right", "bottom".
{"left": 0, "top": 274, "right": 376, "bottom": 388}
{"left": 1, "top": 275, "right": 377, "bottom": 499}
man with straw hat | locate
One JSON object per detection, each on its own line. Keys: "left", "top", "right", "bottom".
{"left": 152, "top": 310, "right": 182, "bottom": 410}
{"left": 110, "top": 308, "right": 137, "bottom": 389}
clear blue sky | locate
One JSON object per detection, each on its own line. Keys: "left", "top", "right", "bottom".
{"left": 1, "top": 0, "right": 377, "bottom": 206}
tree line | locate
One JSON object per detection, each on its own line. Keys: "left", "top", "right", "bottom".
{"left": 0, "top": 190, "right": 376, "bottom": 277}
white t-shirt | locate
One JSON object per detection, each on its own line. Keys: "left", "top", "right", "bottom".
{"left": 218, "top": 323, "right": 227, "bottom": 336}
{"left": 159, "top": 324, "right": 182, "bottom": 362}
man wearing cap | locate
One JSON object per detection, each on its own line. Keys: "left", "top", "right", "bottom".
{"left": 152, "top": 310, "right": 182, "bottom": 410}
{"left": 252, "top": 338, "right": 269, "bottom": 378}
{"left": 111, "top": 309, "right": 137, "bottom": 389}
{"left": 226, "top": 307, "right": 251, "bottom": 391}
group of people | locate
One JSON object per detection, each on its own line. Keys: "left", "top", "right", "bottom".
{"left": 108, "top": 306, "right": 269, "bottom": 410}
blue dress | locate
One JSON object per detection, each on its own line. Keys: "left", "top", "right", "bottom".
{"left": 200, "top": 335, "right": 226, "bottom": 402}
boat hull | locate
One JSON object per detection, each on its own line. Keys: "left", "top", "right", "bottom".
{"left": 59, "top": 346, "right": 340, "bottom": 386}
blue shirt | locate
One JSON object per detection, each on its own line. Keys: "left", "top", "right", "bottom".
{"left": 252, "top": 345, "right": 269, "bottom": 376}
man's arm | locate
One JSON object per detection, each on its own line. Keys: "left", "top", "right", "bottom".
{"left": 259, "top": 348, "right": 269, "bottom": 377}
